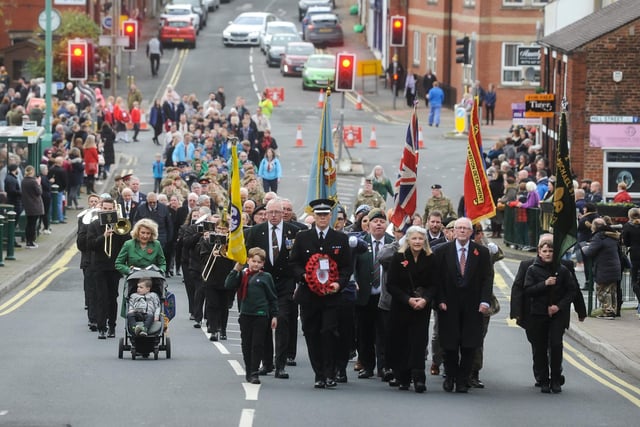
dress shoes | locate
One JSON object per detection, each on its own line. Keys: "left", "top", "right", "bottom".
{"left": 456, "top": 382, "right": 469, "bottom": 393}
{"left": 219, "top": 331, "right": 227, "bottom": 340}
{"left": 469, "top": 377, "right": 485, "bottom": 389}
{"left": 107, "top": 327, "right": 116, "bottom": 338}
{"left": 430, "top": 363, "right": 440, "bottom": 376}
{"left": 354, "top": 360, "right": 363, "bottom": 371}
{"left": 325, "top": 378, "right": 337, "bottom": 388}
{"left": 88, "top": 323, "right": 98, "bottom": 332}
{"left": 336, "top": 371, "right": 348, "bottom": 383}
{"left": 551, "top": 382, "right": 562, "bottom": 394}
{"left": 286, "top": 358, "right": 297, "bottom": 366}
{"left": 314, "top": 380, "right": 326, "bottom": 389}
{"left": 358, "top": 369, "right": 374, "bottom": 379}
{"left": 388, "top": 378, "right": 400, "bottom": 387}
{"left": 274, "top": 369, "right": 289, "bottom": 379}
{"left": 540, "top": 383, "right": 551, "bottom": 394}
{"left": 258, "top": 366, "right": 274, "bottom": 376}
{"left": 442, "top": 377, "right": 454, "bottom": 392}
{"left": 193, "top": 322, "right": 201, "bottom": 328}
{"left": 98, "top": 330, "right": 106, "bottom": 340}
{"left": 382, "top": 369, "right": 394, "bottom": 382}
{"left": 398, "top": 383, "right": 410, "bottom": 391}
{"left": 250, "top": 376, "right": 261, "bottom": 385}
{"left": 414, "top": 382, "right": 426, "bottom": 393}
{"left": 209, "top": 332, "right": 219, "bottom": 341}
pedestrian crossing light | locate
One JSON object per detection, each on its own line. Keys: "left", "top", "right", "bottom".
{"left": 390, "top": 16, "right": 406, "bottom": 47}
{"left": 456, "top": 36, "right": 470, "bottom": 64}
{"left": 335, "top": 53, "right": 356, "bottom": 92}
{"left": 68, "top": 39, "right": 88, "bottom": 81}
{"left": 122, "top": 19, "right": 138, "bottom": 52}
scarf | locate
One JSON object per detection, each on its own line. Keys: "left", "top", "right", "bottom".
{"left": 238, "top": 268, "right": 260, "bottom": 301}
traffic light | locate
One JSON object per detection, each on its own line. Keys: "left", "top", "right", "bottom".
{"left": 456, "top": 36, "right": 470, "bottom": 64}
{"left": 390, "top": 16, "right": 406, "bottom": 47}
{"left": 68, "top": 39, "right": 88, "bottom": 81}
{"left": 122, "top": 19, "right": 138, "bottom": 51}
{"left": 335, "top": 53, "right": 356, "bottom": 92}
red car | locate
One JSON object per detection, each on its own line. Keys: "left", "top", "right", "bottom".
{"left": 159, "top": 17, "right": 197, "bottom": 49}
{"left": 280, "top": 41, "right": 315, "bottom": 77}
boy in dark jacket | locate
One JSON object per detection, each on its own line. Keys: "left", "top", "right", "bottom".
{"left": 225, "top": 247, "right": 278, "bottom": 384}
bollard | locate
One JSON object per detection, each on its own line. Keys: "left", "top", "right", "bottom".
{"left": 51, "top": 184, "right": 60, "bottom": 224}
{"left": 6, "top": 210, "right": 16, "bottom": 260}
{"left": 0, "top": 215, "right": 5, "bottom": 267}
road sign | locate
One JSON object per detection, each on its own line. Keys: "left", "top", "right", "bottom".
{"left": 102, "top": 16, "right": 113, "bottom": 30}
{"left": 455, "top": 105, "right": 466, "bottom": 133}
{"left": 589, "top": 116, "right": 639, "bottom": 123}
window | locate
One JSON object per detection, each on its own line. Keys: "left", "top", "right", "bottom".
{"left": 503, "top": 0, "right": 549, "bottom": 5}
{"left": 503, "top": 0, "right": 524, "bottom": 5}
{"left": 502, "top": 42, "right": 541, "bottom": 86}
{"left": 502, "top": 43, "right": 521, "bottom": 84}
{"left": 426, "top": 34, "right": 437, "bottom": 74}
{"left": 412, "top": 32, "right": 421, "bottom": 66}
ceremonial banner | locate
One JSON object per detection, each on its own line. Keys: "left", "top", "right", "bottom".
{"left": 391, "top": 106, "right": 420, "bottom": 228}
{"left": 463, "top": 98, "right": 496, "bottom": 224}
{"left": 551, "top": 111, "right": 577, "bottom": 267}
{"left": 227, "top": 139, "right": 247, "bottom": 264}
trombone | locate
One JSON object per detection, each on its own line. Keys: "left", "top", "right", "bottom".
{"left": 104, "top": 204, "right": 132, "bottom": 257}
{"left": 202, "top": 233, "right": 228, "bottom": 281}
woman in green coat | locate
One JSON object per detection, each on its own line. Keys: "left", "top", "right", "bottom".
{"left": 116, "top": 218, "right": 167, "bottom": 275}
{"left": 369, "top": 165, "right": 395, "bottom": 202}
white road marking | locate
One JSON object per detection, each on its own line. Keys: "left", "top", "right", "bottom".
{"left": 242, "top": 383, "right": 261, "bottom": 401}
{"left": 229, "top": 359, "right": 246, "bottom": 376}
{"left": 0, "top": 410, "right": 7, "bottom": 416}
{"left": 239, "top": 408, "right": 255, "bottom": 427}
{"left": 214, "top": 341, "right": 230, "bottom": 354}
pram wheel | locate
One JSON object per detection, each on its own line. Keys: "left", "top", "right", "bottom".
{"left": 131, "top": 349, "right": 137, "bottom": 360}
{"left": 165, "top": 337, "right": 171, "bottom": 359}
{"left": 154, "top": 350, "right": 159, "bottom": 360}
{"left": 118, "top": 338, "right": 124, "bottom": 359}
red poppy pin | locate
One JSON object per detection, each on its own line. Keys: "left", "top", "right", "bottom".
{"left": 334, "top": 249, "right": 339, "bottom": 255}
{"left": 401, "top": 260, "right": 409, "bottom": 267}
{"left": 473, "top": 249, "right": 479, "bottom": 256}
{"left": 147, "top": 248, "right": 153, "bottom": 254}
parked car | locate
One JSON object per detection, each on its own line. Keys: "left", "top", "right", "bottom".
{"left": 298, "top": 0, "right": 333, "bottom": 21}
{"left": 260, "top": 21, "right": 299, "bottom": 54}
{"left": 266, "top": 34, "right": 302, "bottom": 67}
{"left": 301, "top": 53, "right": 336, "bottom": 90}
{"left": 171, "top": 0, "right": 207, "bottom": 29}
{"left": 159, "top": 17, "right": 197, "bottom": 49}
{"left": 280, "top": 41, "right": 315, "bottom": 76}
{"left": 305, "top": 13, "right": 343, "bottom": 47}
{"left": 161, "top": 4, "right": 201, "bottom": 34}
{"left": 301, "top": 5, "right": 332, "bottom": 39}
{"left": 203, "top": 0, "right": 220, "bottom": 11}
{"left": 222, "top": 12, "right": 278, "bottom": 46}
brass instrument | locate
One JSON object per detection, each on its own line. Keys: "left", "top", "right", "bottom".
{"left": 201, "top": 233, "right": 228, "bottom": 281}
{"left": 80, "top": 207, "right": 99, "bottom": 225}
{"left": 104, "top": 204, "right": 132, "bottom": 257}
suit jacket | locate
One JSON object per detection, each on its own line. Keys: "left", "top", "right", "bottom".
{"left": 436, "top": 240, "right": 493, "bottom": 350}
{"left": 354, "top": 233, "right": 394, "bottom": 306}
{"left": 289, "top": 226, "right": 352, "bottom": 305}
{"left": 133, "top": 202, "right": 173, "bottom": 246}
{"left": 245, "top": 221, "right": 300, "bottom": 296}
{"left": 118, "top": 200, "right": 138, "bottom": 221}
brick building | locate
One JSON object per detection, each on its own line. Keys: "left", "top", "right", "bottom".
{"left": 539, "top": 0, "right": 640, "bottom": 200}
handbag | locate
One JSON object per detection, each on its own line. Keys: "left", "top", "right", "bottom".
{"left": 86, "top": 162, "right": 98, "bottom": 175}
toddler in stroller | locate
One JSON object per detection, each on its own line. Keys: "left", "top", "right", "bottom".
{"left": 127, "top": 278, "right": 161, "bottom": 336}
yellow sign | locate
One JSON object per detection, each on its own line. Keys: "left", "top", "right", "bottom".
{"left": 357, "top": 59, "right": 383, "bottom": 77}
{"left": 455, "top": 105, "right": 467, "bottom": 133}
{"left": 525, "top": 93, "right": 555, "bottom": 102}
{"left": 525, "top": 93, "right": 555, "bottom": 118}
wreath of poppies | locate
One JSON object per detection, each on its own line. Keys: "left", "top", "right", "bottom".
{"left": 305, "top": 253, "right": 339, "bottom": 296}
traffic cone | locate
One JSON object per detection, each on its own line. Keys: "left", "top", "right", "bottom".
{"left": 368, "top": 126, "right": 378, "bottom": 148}
{"left": 140, "top": 109, "right": 149, "bottom": 131}
{"left": 272, "top": 89, "right": 279, "bottom": 107}
{"left": 317, "top": 89, "right": 324, "bottom": 109}
{"left": 355, "top": 91, "right": 363, "bottom": 110}
{"left": 346, "top": 128, "right": 355, "bottom": 148}
{"left": 418, "top": 126, "right": 424, "bottom": 149}
{"left": 294, "top": 125, "right": 304, "bottom": 147}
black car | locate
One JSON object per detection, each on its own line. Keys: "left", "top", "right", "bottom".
{"left": 298, "top": 0, "right": 333, "bottom": 21}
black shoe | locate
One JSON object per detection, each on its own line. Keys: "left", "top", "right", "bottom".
{"left": 220, "top": 332, "right": 227, "bottom": 340}
{"left": 209, "top": 332, "right": 218, "bottom": 341}
{"left": 382, "top": 368, "right": 394, "bottom": 382}
{"left": 456, "top": 382, "right": 469, "bottom": 393}
{"left": 275, "top": 369, "right": 289, "bottom": 379}
{"left": 336, "top": 371, "right": 348, "bottom": 383}
{"left": 358, "top": 369, "right": 374, "bottom": 379}
{"left": 107, "top": 327, "right": 116, "bottom": 338}
{"left": 398, "top": 383, "right": 410, "bottom": 391}
{"left": 443, "top": 377, "right": 454, "bottom": 393}
{"left": 258, "top": 366, "right": 274, "bottom": 376}
{"left": 325, "top": 378, "right": 337, "bottom": 388}
{"left": 250, "top": 376, "right": 261, "bottom": 385}
{"left": 314, "top": 380, "right": 326, "bottom": 389}
{"left": 98, "top": 330, "right": 106, "bottom": 340}
{"left": 541, "top": 383, "right": 551, "bottom": 393}
{"left": 193, "top": 322, "right": 201, "bottom": 328}
{"left": 389, "top": 378, "right": 400, "bottom": 387}
{"left": 89, "top": 323, "right": 98, "bottom": 332}
{"left": 551, "top": 382, "right": 562, "bottom": 393}
{"left": 469, "top": 377, "right": 485, "bottom": 389}
{"left": 286, "top": 358, "right": 297, "bottom": 366}
{"left": 414, "top": 382, "right": 426, "bottom": 393}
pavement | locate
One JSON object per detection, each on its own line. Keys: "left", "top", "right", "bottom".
{"left": 2, "top": 1, "right": 639, "bottom": 381}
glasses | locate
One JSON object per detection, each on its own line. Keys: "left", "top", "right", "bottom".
{"left": 336, "top": 217, "right": 346, "bottom": 221}
{"left": 266, "top": 210, "right": 282, "bottom": 215}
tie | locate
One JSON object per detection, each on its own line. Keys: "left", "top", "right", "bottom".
{"left": 459, "top": 247, "right": 466, "bottom": 276}
{"left": 271, "top": 226, "right": 279, "bottom": 262}
{"left": 125, "top": 202, "right": 130, "bottom": 218}
{"left": 372, "top": 240, "right": 381, "bottom": 288}
{"left": 318, "top": 230, "right": 325, "bottom": 246}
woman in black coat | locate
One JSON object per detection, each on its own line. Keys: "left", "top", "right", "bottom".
{"left": 21, "top": 166, "right": 44, "bottom": 248}
{"left": 39, "top": 164, "right": 52, "bottom": 233}
{"left": 524, "top": 238, "right": 574, "bottom": 394}
{"left": 387, "top": 226, "right": 437, "bottom": 393}
{"left": 100, "top": 122, "right": 116, "bottom": 178}
{"left": 622, "top": 207, "right": 640, "bottom": 312}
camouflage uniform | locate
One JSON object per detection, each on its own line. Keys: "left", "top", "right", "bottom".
{"left": 423, "top": 196, "right": 456, "bottom": 221}
{"left": 354, "top": 190, "right": 386, "bottom": 214}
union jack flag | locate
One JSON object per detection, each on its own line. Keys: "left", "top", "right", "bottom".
{"left": 390, "top": 106, "right": 420, "bottom": 228}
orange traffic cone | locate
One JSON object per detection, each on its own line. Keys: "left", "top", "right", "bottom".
{"left": 140, "top": 109, "right": 149, "bottom": 131}
{"left": 418, "top": 126, "right": 424, "bottom": 149}
{"left": 368, "top": 126, "right": 378, "bottom": 148}
{"left": 346, "top": 128, "right": 355, "bottom": 148}
{"left": 317, "top": 89, "right": 324, "bottom": 109}
{"left": 272, "top": 89, "right": 279, "bottom": 107}
{"left": 295, "top": 125, "right": 304, "bottom": 147}
{"left": 355, "top": 91, "right": 363, "bottom": 110}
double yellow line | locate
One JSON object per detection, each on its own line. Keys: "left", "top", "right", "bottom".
{"left": 0, "top": 245, "right": 78, "bottom": 316}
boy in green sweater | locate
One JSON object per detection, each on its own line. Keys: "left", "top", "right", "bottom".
{"left": 225, "top": 247, "right": 278, "bottom": 384}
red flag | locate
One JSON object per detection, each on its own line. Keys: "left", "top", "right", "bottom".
{"left": 391, "top": 107, "right": 420, "bottom": 227}
{"left": 463, "top": 98, "right": 495, "bottom": 224}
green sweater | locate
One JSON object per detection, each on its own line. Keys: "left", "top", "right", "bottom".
{"left": 225, "top": 270, "right": 278, "bottom": 317}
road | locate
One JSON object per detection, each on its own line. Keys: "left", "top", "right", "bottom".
{"left": 1, "top": 1, "right": 640, "bottom": 426}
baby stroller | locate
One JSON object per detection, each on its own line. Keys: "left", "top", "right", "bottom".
{"left": 118, "top": 266, "right": 172, "bottom": 360}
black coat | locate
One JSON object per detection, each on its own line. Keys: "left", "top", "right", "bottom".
{"left": 435, "top": 240, "right": 493, "bottom": 350}
{"left": 622, "top": 220, "right": 640, "bottom": 259}
{"left": 245, "top": 221, "right": 300, "bottom": 297}
{"left": 387, "top": 249, "right": 437, "bottom": 311}
{"left": 21, "top": 175, "right": 44, "bottom": 216}
{"left": 100, "top": 126, "right": 116, "bottom": 165}
{"left": 581, "top": 229, "right": 622, "bottom": 283}
{"left": 4, "top": 172, "right": 22, "bottom": 210}
{"left": 523, "top": 258, "right": 575, "bottom": 329}
{"left": 133, "top": 202, "right": 173, "bottom": 246}
{"left": 86, "top": 219, "right": 130, "bottom": 271}
{"left": 354, "top": 233, "right": 395, "bottom": 306}
{"left": 198, "top": 236, "right": 235, "bottom": 289}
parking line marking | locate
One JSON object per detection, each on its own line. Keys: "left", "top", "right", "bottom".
{"left": 229, "top": 359, "right": 245, "bottom": 376}
{"left": 239, "top": 408, "right": 255, "bottom": 427}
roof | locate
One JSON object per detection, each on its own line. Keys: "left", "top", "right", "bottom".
{"left": 539, "top": 0, "right": 640, "bottom": 53}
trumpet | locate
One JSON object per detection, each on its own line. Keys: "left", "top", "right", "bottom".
{"left": 104, "top": 204, "right": 132, "bottom": 257}
{"left": 201, "top": 233, "right": 228, "bottom": 281}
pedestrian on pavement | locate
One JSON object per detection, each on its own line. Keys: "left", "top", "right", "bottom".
{"left": 83, "top": 135, "right": 99, "bottom": 195}
{"left": 21, "top": 165, "right": 44, "bottom": 249}
{"left": 39, "top": 164, "right": 52, "bottom": 234}
{"left": 4, "top": 163, "right": 22, "bottom": 219}
{"left": 148, "top": 99, "right": 164, "bottom": 145}
{"left": 404, "top": 73, "right": 417, "bottom": 107}
{"left": 130, "top": 101, "right": 141, "bottom": 142}
{"left": 147, "top": 36, "right": 163, "bottom": 77}
{"left": 622, "top": 208, "right": 640, "bottom": 315}
{"left": 523, "top": 237, "right": 575, "bottom": 393}
{"left": 484, "top": 83, "right": 497, "bottom": 125}
{"left": 100, "top": 122, "right": 116, "bottom": 177}
{"left": 427, "top": 82, "right": 444, "bottom": 127}
{"left": 472, "top": 80, "right": 486, "bottom": 124}
{"left": 422, "top": 69, "right": 437, "bottom": 107}
{"left": 47, "top": 155, "right": 67, "bottom": 222}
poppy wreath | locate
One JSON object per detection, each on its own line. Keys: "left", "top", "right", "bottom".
{"left": 304, "top": 253, "right": 339, "bottom": 296}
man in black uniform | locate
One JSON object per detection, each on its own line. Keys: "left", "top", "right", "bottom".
{"left": 289, "top": 199, "right": 352, "bottom": 388}
{"left": 245, "top": 198, "right": 300, "bottom": 379}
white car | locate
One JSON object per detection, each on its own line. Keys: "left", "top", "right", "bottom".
{"left": 222, "top": 12, "right": 278, "bottom": 46}
{"left": 260, "top": 21, "right": 300, "bottom": 54}
{"left": 203, "top": 0, "right": 219, "bottom": 11}
{"left": 161, "top": 4, "right": 201, "bottom": 34}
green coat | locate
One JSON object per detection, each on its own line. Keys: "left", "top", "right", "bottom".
{"left": 115, "top": 239, "right": 166, "bottom": 276}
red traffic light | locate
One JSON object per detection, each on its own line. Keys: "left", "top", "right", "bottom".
{"left": 68, "top": 40, "right": 88, "bottom": 81}
{"left": 72, "top": 46, "right": 84, "bottom": 57}
{"left": 124, "top": 23, "right": 135, "bottom": 34}
{"left": 335, "top": 53, "right": 356, "bottom": 92}
{"left": 122, "top": 19, "right": 138, "bottom": 51}
{"left": 340, "top": 57, "right": 352, "bottom": 69}
{"left": 393, "top": 19, "right": 403, "bottom": 30}
{"left": 390, "top": 16, "right": 406, "bottom": 47}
